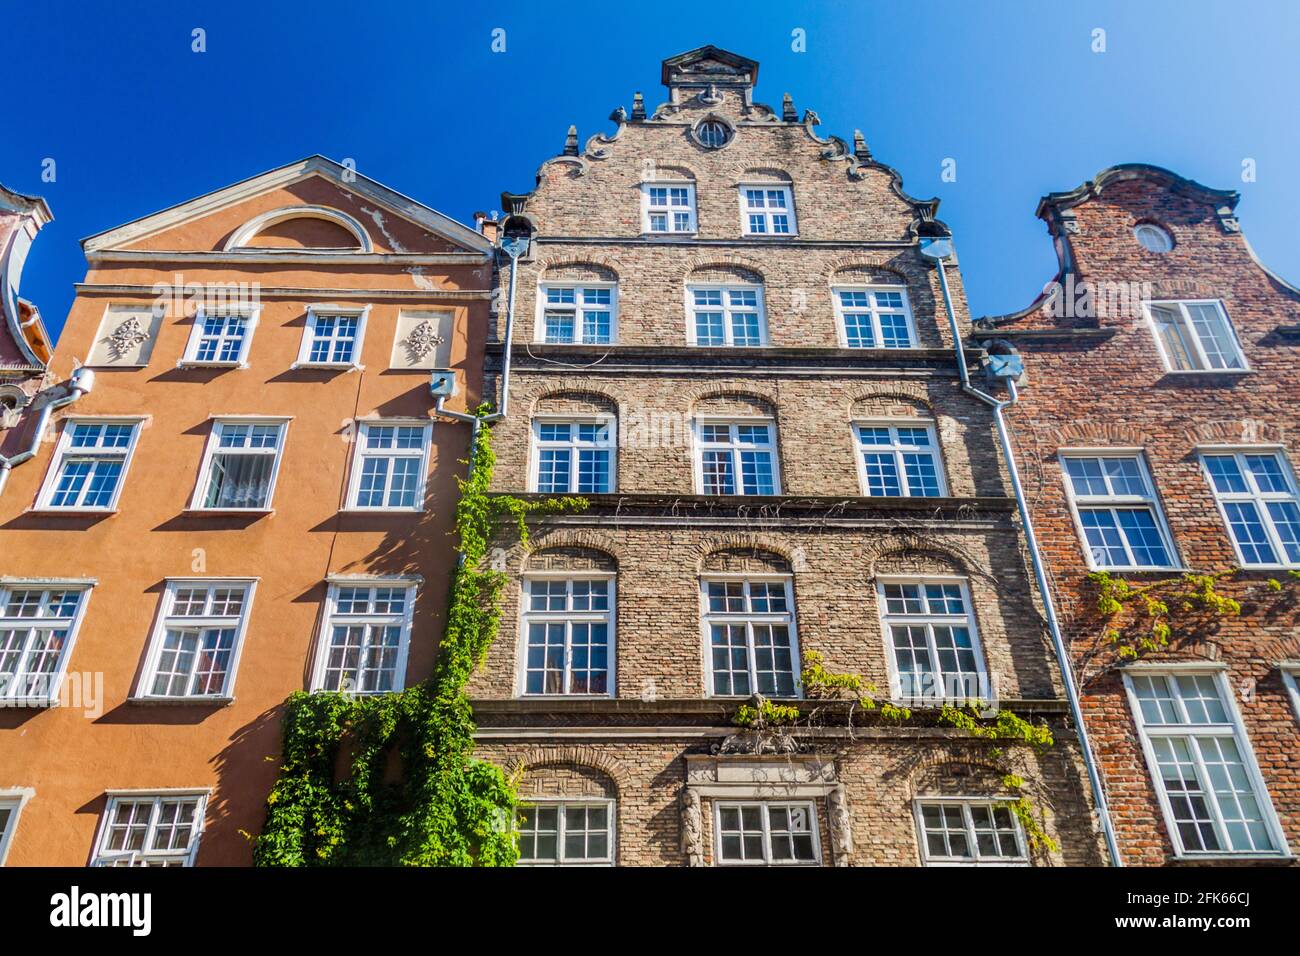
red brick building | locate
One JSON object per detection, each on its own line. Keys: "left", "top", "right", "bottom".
{"left": 984, "top": 164, "right": 1300, "bottom": 864}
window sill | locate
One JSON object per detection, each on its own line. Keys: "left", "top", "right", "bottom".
{"left": 1160, "top": 368, "right": 1253, "bottom": 377}
{"left": 181, "top": 508, "right": 274, "bottom": 517}
{"left": 1085, "top": 566, "right": 1189, "bottom": 575}
{"left": 127, "top": 695, "right": 234, "bottom": 706}
{"left": 338, "top": 507, "right": 425, "bottom": 514}
{"left": 517, "top": 694, "right": 616, "bottom": 701}
{"left": 1171, "top": 851, "right": 1292, "bottom": 863}
{"left": 535, "top": 341, "right": 617, "bottom": 347}
{"left": 0, "top": 696, "right": 59, "bottom": 708}
{"left": 290, "top": 362, "right": 363, "bottom": 371}
{"left": 309, "top": 687, "right": 407, "bottom": 696}
{"left": 176, "top": 361, "right": 248, "bottom": 370}
{"left": 641, "top": 232, "right": 698, "bottom": 239}
{"left": 24, "top": 507, "right": 119, "bottom": 516}
{"left": 922, "top": 859, "right": 1030, "bottom": 868}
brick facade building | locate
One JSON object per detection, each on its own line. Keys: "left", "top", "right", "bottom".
{"left": 473, "top": 47, "right": 1103, "bottom": 866}
{"left": 985, "top": 164, "right": 1300, "bottom": 864}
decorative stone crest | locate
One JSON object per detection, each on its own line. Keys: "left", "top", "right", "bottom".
{"left": 108, "top": 315, "right": 150, "bottom": 360}
{"left": 402, "top": 320, "right": 445, "bottom": 364}
{"left": 710, "top": 693, "right": 806, "bottom": 755}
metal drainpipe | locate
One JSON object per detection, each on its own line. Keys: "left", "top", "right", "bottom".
{"left": 0, "top": 367, "right": 95, "bottom": 499}
{"left": 431, "top": 236, "right": 528, "bottom": 461}
{"left": 920, "top": 237, "right": 1123, "bottom": 867}
{"left": 431, "top": 237, "right": 527, "bottom": 567}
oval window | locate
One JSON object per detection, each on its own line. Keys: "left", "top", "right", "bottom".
{"left": 1134, "top": 223, "right": 1173, "bottom": 253}
{"left": 697, "top": 121, "right": 731, "bottom": 149}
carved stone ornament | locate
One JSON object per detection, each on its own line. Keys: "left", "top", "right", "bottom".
{"left": 402, "top": 320, "right": 445, "bottom": 363}
{"left": 699, "top": 83, "right": 723, "bottom": 105}
{"left": 710, "top": 693, "right": 806, "bottom": 755}
{"left": 681, "top": 787, "right": 705, "bottom": 867}
{"left": 827, "top": 785, "right": 853, "bottom": 867}
{"left": 108, "top": 315, "right": 151, "bottom": 360}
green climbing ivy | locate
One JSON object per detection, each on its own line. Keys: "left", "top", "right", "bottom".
{"left": 1085, "top": 567, "right": 1300, "bottom": 666}
{"left": 795, "top": 651, "right": 1060, "bottom": 854}
{"left": 252, "top": 407, "right": 585, "bottom": 866}
{"left": 732, "top": 698, "right": 801, "bottom": 728}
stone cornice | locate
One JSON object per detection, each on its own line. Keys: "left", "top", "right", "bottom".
{"left": 73, "top": 283, "right": 493, "bottom": 300}
{"left": 86, "top": 250, "right": 489, "bottom": 266}
{"left": 973, "top": 327, "right": 1117, "bottom": 346}
{"left": 470, "top": 696, "right": 1072, "bottom": 727}
{"left": 490, "top": 493, "right": 1016, "bottom": 527}
{"left": 488, "top": 343, "right": 980, "bottom": 374}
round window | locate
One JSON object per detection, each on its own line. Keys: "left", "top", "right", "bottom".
{"left": 1134, "top": 223, "right": 1173, "bottom": 253}
{"left": 696, "top": 120, "right": 731, "bottom": 149}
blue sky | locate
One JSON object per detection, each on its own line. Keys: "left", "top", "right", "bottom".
{"left": 8, "top": 0, "right": 1300, "bottom": 339}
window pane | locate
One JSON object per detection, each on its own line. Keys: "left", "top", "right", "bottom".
{"left": 1185, "top": 303, "right": 1242, "bottom": 370}
{"left": 1115, "top": 509, "right": 1171, "bottom": 566}
{"left": 1223, "top": 502, "right": 1278, "bottom": 565}
{"left": 1150, "top": 305, "right": 1196, "bottom": 370}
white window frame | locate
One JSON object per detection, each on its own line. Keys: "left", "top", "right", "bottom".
{"left": 344, "top": 419, "right": 432, "bottom": 512}
{"left": 700, "top": 575, "right": 801, "bottom": 699}
{"left": 90, "top": 790, "right": 209, "bottom": 867}
{"left": 693, "top": 417, "right": 781, "bottom": 496}
{"left": 685, "top": 283, "right": 767, "bottom": 347}
{"left": 190, "top": 416, "right": 290, "bottom": 512}
{"left": 713, "top": 801, "right": 821, "bottom": 866}
{"left": 517, "top": 573, "right": 616, "bottom": 698}
{"left": 178, "top": 306, "right": 261, "bottom": 368}
{"left": 294, "top": 303, "right": 369, "bottom": 369}
{"left": 1281, "top": 664, "right": 1300, "bottom": 726}
{"left": 1122, "top": 666, "right": 1288, "bottom": 860}
{"left": 134, "top": 578, "right": 257, "bottom": 702}
{"left": 640, "top": 182, "right": 697, "bottom": 235}
{"left": 1198, "top": 446, "right": 1300, "bottom": 569}
{"left": 876, "top": 576, "right": 989, "bottom": 704}
{"left": 913, "top": 797, "right": 1029, "bottom": 866}
{"left": 529, "top": 416, "right": 616, "bottom": 494}
{"left": 1059, "top": 449, "right": 1179, "bottom": 571}
{"left": 738, "top": 185, "right": 797, "bottom": 237}
{"left": 35, "top": 417, "right": 145, "bottom": 512}
{"left": 1142, "top": 299, "right": 1248, "bottom": 374}
{"left": 0, "top": 788, "right": 33, "bottom": 866}
{"left": 310, "top": 578, "right": 418, "bottom": 694}
{"left": 853, "top": 419, "right": 947, "bottom": 497}
{"left": 516, "top": 798, "right": 616, "bottom": 866}
{"left": 0, "top": 580, "right": 93, "bottom": 706}
{"left": 535, "top": 282, "right": 619, "bottom": 345}
{"left": 832, "top": 285, "right": 917, "bottom": 349}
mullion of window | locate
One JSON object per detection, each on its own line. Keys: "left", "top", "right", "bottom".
{"left": 1066, "top": 456, "right": 1170, "bottom": 568}
{"left": 1136, "top": 674, "right": 1272, "bottom": 854}
{"left": 705, "top": 579, "right": 793, "bottom": 696}
{"left": 0, "top": 590, "right": 77, "bottom": 700}
{"left": 1236, "top": 453, "right": 1299, "bottom": 563}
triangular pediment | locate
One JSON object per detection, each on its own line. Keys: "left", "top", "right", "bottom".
{"left": 661, "top": 46, "right": 758, "bottom": 89}
{"left": 82, "top": 156, "right": 491, "bottom": 256}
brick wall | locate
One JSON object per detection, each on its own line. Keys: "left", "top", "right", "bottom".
{"left": 991, "top": 166, "right": 1300, "bottom": 864}
{"left": 473, "top": 48, "right": 1101, "bottom": 866}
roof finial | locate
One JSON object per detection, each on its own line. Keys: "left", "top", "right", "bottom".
{"left": 853, "top": 129, "right": 871, "bottom": 161}
{"left": 563, "top": 125, "right": 579, "bottom": 156}
{"left": 782, "top": 93, "right": 797, "bottom": 122}
{"left": 631, "top": 92, "right": 645, "bottom": 120}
